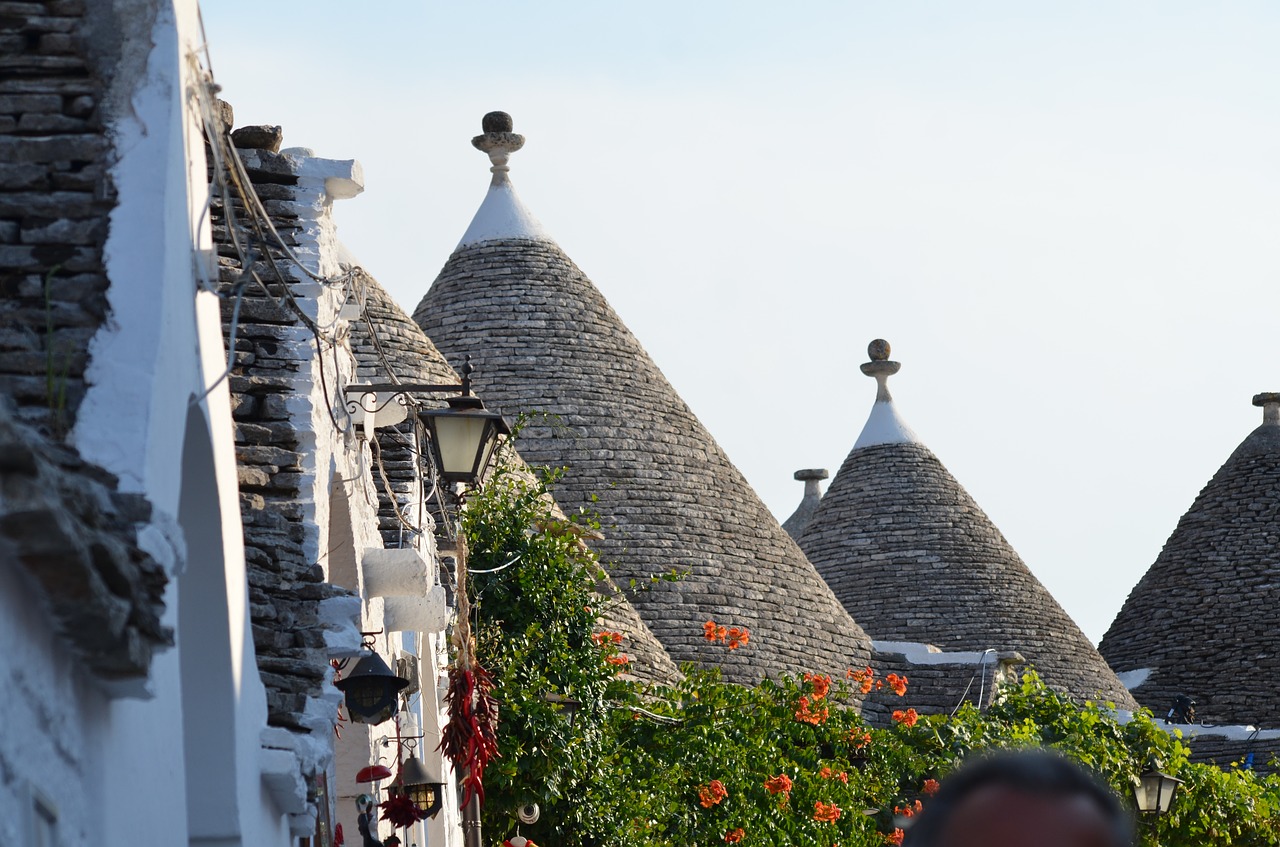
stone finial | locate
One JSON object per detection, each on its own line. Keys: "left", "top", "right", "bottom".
{"left": 482, "top": 111, "right": 514, "bottom": 133}
{"left": 472, "top": 111, "right": 525, "bottom": 183}
{"left": 860, "top": 338, "right": 901, "bottom": 402}
{"left": 1254, "top": 392, "right": 1280, "bottom": 425}
{"left": 794, "top": 469, "right": 829, "bottom": 505}
{"left": 782, "top": 469, "right": 829, "bottom": 541}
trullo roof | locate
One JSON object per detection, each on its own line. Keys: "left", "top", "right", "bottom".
{"left": 350, "top": 268, "right": 682, "bottom": 685}
{"left": 1099, "top": 393, "right": 1280, "bottom": 724}
{"left": 799, "top": 340, "right": 1136, "bottom": 707}
{"left": 412, "top": 113, "right": 873, "bottom": 687}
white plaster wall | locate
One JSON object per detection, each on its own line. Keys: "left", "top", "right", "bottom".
{"left": 67, "top": 1, "right": 292, "bottom": 845}
{"left": 0, "top": 563, "right": 110, "bottom": 847}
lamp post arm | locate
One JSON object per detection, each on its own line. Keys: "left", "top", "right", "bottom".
{"left": 346, "top": 382, "right": 466, "bottom": 395}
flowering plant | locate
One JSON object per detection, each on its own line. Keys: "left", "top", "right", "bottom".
{"left": 467, "top": 462, "right": 1280, "bottom": 847}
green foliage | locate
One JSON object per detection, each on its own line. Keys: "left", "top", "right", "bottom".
{"left": 464, "top": 471, "right": 1280, "bottom": 846}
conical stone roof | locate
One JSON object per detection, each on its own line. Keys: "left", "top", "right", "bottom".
{"left": 799, "top": 340, "right": 1136, "bottom": 707}
{"left": 349, "top": 269, "right": 681, "bottom": 685}
{"left": 412, "top": 113, "right": 873, "bottom": 687}
{"left": 1100, "top": 393, "right": 1280, "bottom": 724}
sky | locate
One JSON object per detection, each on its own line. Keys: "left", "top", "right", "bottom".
{"left": 199, "top": 2, "right": 1279, "bottom": 645}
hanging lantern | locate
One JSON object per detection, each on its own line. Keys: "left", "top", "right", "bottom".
{"left": 418, "top": 393, "right": 510, "bottom": 485}
{"left": 335, "top": 650, "right": 410, "bottom": 725}
{"left": 1134, "top": 762, "right": 1183, "bottom": 816}
{"left": 386, "top": 753, "right": 445, "bottom": 820}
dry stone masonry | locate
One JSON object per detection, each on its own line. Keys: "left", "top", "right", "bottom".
{"left": 1101, "top": 393, "right": 1280, "bottom": 725}
{"left": 800, "top": 341, "right": 1136, "bottom": 708}
{"left": 0, "top": 0, "right": 116, "bottom": 438}
{"left": 209, "top": 118, "right": 357, "bottom": 732}
{"left": 414, "top": 114, "right": 873, "bottom": 689}
{"left": 0, "top": 0, "right": 170, "bottom": 690}
{"left": 350, "top": 275, "right": 682, "bottom": 684}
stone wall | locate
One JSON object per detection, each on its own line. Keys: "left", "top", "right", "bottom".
{"left": 416, "top": 237, "right": 874, "bottom": 690}
{"left": 1100, "top": 410, "right": 1280, "bottom": 725}
{"left": 208, "top": 126, "right": 357, "bottom": 733}
{"left": 0, "top": 0, "right": 114, "bottom": 438}
{"left": 862, "top": 642, "right": 1024, "bottom": 727}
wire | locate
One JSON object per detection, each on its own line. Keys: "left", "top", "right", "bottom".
{"left": 468, "top": 554, "right": 523, "bottom": 575}
{"left": 949, "top": 649, "right": 996, "bottom": 718}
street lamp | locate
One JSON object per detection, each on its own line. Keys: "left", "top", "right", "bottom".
{"left": 418, "top": 391, "right": 510, "bottom": 485}
{"left": 344, "top": 355, "right": 510, "bottom": 487}
{"left": 1134, "top": 759, "right": 1182, "bottom": 846}
{"left": 334, "top": 645, "right": 410, "bottom": 725}
{"left": 387, "top": 752, "right": 445, "bottom": 820}
{"left": 1134, "top": 762, "right": 1182, "bottom": 816}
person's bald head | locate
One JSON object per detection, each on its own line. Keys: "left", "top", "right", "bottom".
{"left": 904, "top": 750, "right": 1134, "bottom": 847}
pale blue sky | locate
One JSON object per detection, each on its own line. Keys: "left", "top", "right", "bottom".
{"left": 202, "top": 2, "right": 1279, "bottom": 644}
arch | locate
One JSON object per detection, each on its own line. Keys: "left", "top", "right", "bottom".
{"left": 176, "top": 403, "right": 242, "bottom": 845}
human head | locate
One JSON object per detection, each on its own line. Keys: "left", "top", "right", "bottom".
{"left": 903, "top": 748, "right": 1134, "bottom": 847}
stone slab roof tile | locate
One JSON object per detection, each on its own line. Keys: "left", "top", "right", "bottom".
{"left": 799, "top": 343, "right": 1135, "bottom": 708}
{"left": 1099, "top": 398, "right": 1280, "bottom": 725}
{"left": 352, "top": 270, "right": 682, "bottom": 684}
{"left": 414, "top": 238, "right": 873, "bottom": 688}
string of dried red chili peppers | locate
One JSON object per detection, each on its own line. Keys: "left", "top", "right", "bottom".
{"left": 438, "top": 534, "right": 500, "bottom": 808}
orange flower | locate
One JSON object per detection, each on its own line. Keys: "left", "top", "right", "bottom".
{"left": 884, "top": 828, "right": 904, "bottom": 845}
{"left": 724, "top": 828, "right": 745, "bottom": 843}
{"left": 764, "top": 774, "right": 793, "bottom": 795}
{"left": 804, "top": 673, "right": 832, "bottom": 700}
{"left": 794, "top": 695, "right": 829, "bottom": 725}
{"left": 885, "top": 673, "right": 908, "bottom": 697}
{"left": 848, "top": 729, "right": 872, "bottom": 749}
{"left": 847, "top": 666, "right": 875, "bottom": 695}
{"left": 704, "top": 620, "right": 720, "bottom": 641}
{"left": 605, "top": 654, "right": 631, "bottom": 666}
{"left": 812, "top": 801, "right": 842, "bottom": 823}
{"left": 893, "top": 800, "right": 922, "bottom": 818}
{"left": 726, "top": 626, "right": 750, "bottom": 650}
{"left": 818, "top": 766, "right": 833, "bottom": 779}
{"left": 592, "top": 630, "right": 623, "bottom": 647}
{"left": 922, "top": 778, "right": 941, "bottom": 796}
{"left": 891, "top": 708, "right": 919, "bottom": 728}
{"left": 698, "top": 780, "right": 728, "bottom": 808}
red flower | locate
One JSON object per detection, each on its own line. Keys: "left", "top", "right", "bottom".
{"left": 893, "top": 800, "right": 923, "bottom": 818}
{"left": 885, "top": 673, "right": 908, "bottom": 697}
{"left": 724, "top": 828, "right": 745, "bottom": 843}
{"left": 891, "top": 708, "right": 919, "bottom": 728}
{"left": 884, "top": 828, "right": 904, "bottom": 845}
{"left": 922, "top": 778, "right": 941, "bottom": 796}
{"left": 813, "top": 801, "right": 842, "bottom": 823}
{"left": 794, "top": 695, "right": 829, "bottom": 725}
{"left": 848, "top": 728, "right": 872, "bottom": 749}
{"left": 847, "top": 666, "right": 875, "bottom": 695}
{"left": 764, "top": 774, "right": 793, "bottom": 795}
{"left": 699, "top": 780, "right": 728, "bottom": 808}
{"left": 804, "top": 673, "right": 832, "bottom": 700}
{"left": 592, "top": 630, "right": 623, "bottom": 647}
